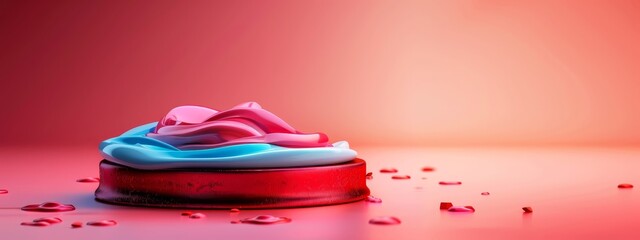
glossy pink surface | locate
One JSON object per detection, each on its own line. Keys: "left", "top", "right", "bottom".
{"left": 1, "top": 146, "right": 639, "bottom": 239}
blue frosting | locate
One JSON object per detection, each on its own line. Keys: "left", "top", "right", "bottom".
{"left": 99, "top": 122, "right": 357, "bottom": 170}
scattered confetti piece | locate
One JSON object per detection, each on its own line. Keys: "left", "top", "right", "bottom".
{"left": 71, "top": 222, "right": 83, "bottom": 228}
{"left": 522, "top": 207, "right": 533, "bottom": 213}
{"left": 181, "top": 211, "right": 192, "bottom": 216}
{"left": 366, "top": 172, "right": 373, "bottom": 180}
{"left": 87, "top": 220, "right": 117, "bottom": 226}
{"left": 0, "top": 189, "right": 8, "bottom": 194}
{"left": 440, "top": 202, "right": 453, "bottom": 210}
{"left": 380, "top": 168, "right": 398, "bottom": 173}
{"left": 481, "top": 192, "right": 490, "bottom": 195}
{"left": 618, "top": 183, "right": 634, "bottom": 189}
{"left": 391, "top": 175, "right": 411, "bottom": 180}
{"left": 366, "top": 195, "right": 382, "bottom": 203}
{"left": 369, "top": 216, "right": 401, "bottom": 225}
{"left": 448, "top": 206, "right": 475, "bottom": 212}
{"left": 76, "top": 177, "right": 100, "bottom": 183}
{"left": 439, "top": 181, "right": 462, "bottom": 185}
{"left": 230, "top": 208, "right": 240, "bottom": 213}
{"left": 421, "top": 167, "right": 435, "bottom": 172}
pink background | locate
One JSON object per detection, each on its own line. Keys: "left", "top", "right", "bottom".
{"left": 2, "top": 1, "right": 640, "bottom": 147}
{"left": 1, "top": 2, "right": 639, "bottom": 240}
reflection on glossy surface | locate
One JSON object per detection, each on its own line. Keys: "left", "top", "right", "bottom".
{"left": 20, "top": 222, "right": 50, "bottom": 227}
{"left": 76, "top": 177, "right": 100, "bottom": 183}
{"left": 0, "top": 147, "right": 639, "bottom": 239}
{"left": 368, "top": 216, "right": 401, "bottom": 225}
{"left": 188, "top": 213, "right": 206, "bottom": 219}
{"left": 239, "top": 215, "right": 292, "bottom": 225}
{"left": 366, "top": 196, "right": 383, "bottom": 203}
{"left": 33, "top": 217, "right": 63, "bottom": 224}
{"left": 21, "top": 202, "right": 76, "bottom": 212}
{"left": 448, "top": 206, "right": 475, "bottom": 212}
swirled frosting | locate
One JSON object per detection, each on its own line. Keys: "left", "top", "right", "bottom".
{"left": 99, "top": 102, "right": 356, "bottom": 169}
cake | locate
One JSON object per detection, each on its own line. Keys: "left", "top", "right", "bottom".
{"left": 95, "top": 102, "right": 369, "bottom": 209}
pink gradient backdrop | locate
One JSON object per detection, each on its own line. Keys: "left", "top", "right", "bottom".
{"left": 2, "top": 0, "right": 640, "bottom": 147}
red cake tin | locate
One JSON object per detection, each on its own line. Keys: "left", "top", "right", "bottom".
{"left": 95, "top": 159, "right": 369, "bottom": 209}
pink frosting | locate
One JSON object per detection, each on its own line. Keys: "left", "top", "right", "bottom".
{"left": 146, "top": 102, "right": 330, "bottom": 150}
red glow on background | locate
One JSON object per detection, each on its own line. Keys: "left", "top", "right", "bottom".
{"left": 1, "top": 2, "right": 640, "bottom": 239}
{"left": 2, "top": 1, "right": 640, "bottom": 147}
